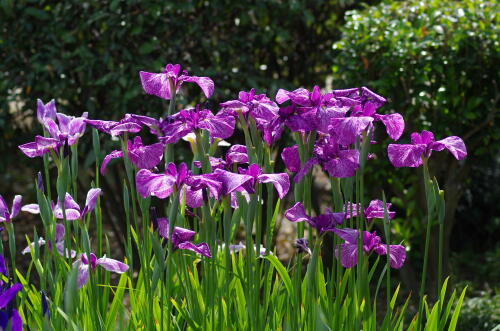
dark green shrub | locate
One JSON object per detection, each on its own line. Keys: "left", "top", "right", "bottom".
{"left": 331, "top": 0, "right": 499, "bottom": 292}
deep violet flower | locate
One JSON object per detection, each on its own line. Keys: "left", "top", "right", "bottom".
{"left": 333, "top": 228, "right": 406, "bottom": 269}
{"left": 159, "top": 105, "right": 235, "bottom": 144}
{"left": 85, "top": 114, "right": 142, "bottom": 137}
{"left": 100, "top": 136, "right": 164, "bottom": 175}
{"left": 140, "top": 63, "right": 214, "bottom": 100}
{"left": 285, "top": 202, "right": 344, "bottom": 234}
{"left": 237, "top": 164, "right": 290, "bottom": 199}
{"left": 344, "top": 199, "right": 396, "bottom": 223}
{"left": 156, "top": 218, "right": 211, "bottom": 258}
{"left": 0, "top": 255, "right": 23, "bottom": 331}
{"left": 225, "top": 145, "right": 249, "bottom": 166}
{"left": 22, "top": 188, "right": 102, "bottom": 221}
{"left": 294, "top": 238, "right": 312, "bottom": 255}
{"left": 0, "top": 195, "right": 22, "bottom": 223}
{"left": 292, "top": 136, "right": 360, "bottom": 182}
{"left": 22, "top": 223, "right": 76, "bottom": 258}
{"left": 74, "top": 253, "right": 129, "bottom": 288}
{"left": 387, "top": 130, "right": 467, "bottom": 168}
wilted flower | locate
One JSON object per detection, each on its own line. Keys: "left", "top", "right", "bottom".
{"left": 22, "top": 223, "right": 76, "bottom": 258}
{"left": 285, "top": 202, "right": 344, "bottom": 234}
{"left": 74, "top": 253, "right": 129, "bottom": 288}
{"left": 140, "top": 63, "right": 214, "bottom": 100}
{"left": 333, "top": 228, "right": 406, "bottom": 269}
{"left": 387, "top": 130, "right": 467, "bottom": 168}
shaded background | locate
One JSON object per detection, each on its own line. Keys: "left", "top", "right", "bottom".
{"left": 1, "top": 0, "right": 499, "bottom": 329}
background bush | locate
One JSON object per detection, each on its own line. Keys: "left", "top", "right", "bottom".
{"left": 331, "top": 0, "right": 499, "bottom": 294}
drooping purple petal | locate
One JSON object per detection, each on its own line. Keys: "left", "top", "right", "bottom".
{"left": 365, "top": 200, "right": 396, "bottom": 222}
{"left": 100, "top": 150, "right": 123, "bottom": 175}
{"left": 212, "top": 169, "right": 254, "bottom": 196}
{"left": 183, "top": 76, "right": 215, "bottom": 99}
{"left": 52, "top": 207, "right": 81, "bottom": 221}
{"left": 281, "top": 145, "right": 300, "bottom": 173}
{"left": 0, "top": 283, "right": 22, "bottom": 309}
{"left": 136, "top": 169, "right": 176, "bottom": 199}
{"left": 109, "top": 122, "right": 142, "bottom": 137}
{"left": 140, "top": 71, "right": 173, "bottom": 99}
{"left": 387, "top": 144, "right": 426, "bottom": 168}
{"left": 284, "top": 202, "right": 311, "bottom": 223}
{"left": 76, "top": 263, "right": 89, "bottom": 288}
{"left": 315, "top": 106, "right": 349, "bottom": 134}
{"left": 81, "top": 188, "right": 102, "bottom": 217}
{"left": 96, "top": 256, "right": 129, "bottom": 273}
{"left": 19, "top": 136, "right": 59, "bottom": 158}
{"left": 177, "top": 242, "right": 212, "bottom": 258}
{"left": 128, "top": 138, "right": 164, "bottom": 170}
{"left": 337, "top": 243, "right": 358, "bottom": 268}
{"left": 198, "top": 112, "right": 236, "bottom": 140}
{"left": 10, "top": 308, "right": 22, "bottom": 331}
{"left": 332, "top": 228, "right": 359, "bottom": 243}
{"left": 323, "top": 149, "right": 359, "bottom": 178}
{"left": 374, "top": 244, "right": 407, "bottom": 269}
{"left": 329, "top": 117, "right": 373, "bottom": 146}
{"left": 258, "top": 173, "right": 290, "bottom": 199}
{"left": 376, "top": 113, "right": 405, "bottom": 141}
{"left": 430, "top": 136, "right": 467, "bottom": 160}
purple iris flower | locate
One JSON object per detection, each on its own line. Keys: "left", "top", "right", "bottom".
{"left": 226, "top": 145, "right": 249, "bottom": 166}
{"left": 236, "top": 164, "right": 290, "bottom": 199}
{"left": 22, "top": 223, "right": 76, "bottom": 258}
{"left": 85, "top": 114, "right": 142, "bottom": 137}
{"left": 333, "top": 228, "right": 406, "bottom": 269}
{"left": 74, "top": 253, "right": 129, "bottom": 288}
{"left": 22, "top": 188, "right": 101, "bottom": 221}
{"left": 140, "top": 63, "right": 214, "bottom": 100}
{"left": 0, "top": 195, "right": 22, "bottom": 223}
{"left": 159, "top": 105, "right": 235, "bottom": 144}
{"left": 0, "top": 255, "right": 23, "bottom": 331}
{"left": 285, "top": 202, "right": 344, "bottom": 234}
{"left": 292, "top": 136, "right": 360, "bottom": 182}
{"left": 19, "top": 99, "right": 88, "bottom": 159}
{"left": 329, "top": 87, "right": 404, "bottom": 145}
{"left": 220, "top": 89, "right": 282, "bottom": 145}
{"left": 100, "top": 136, "right": 164, "bottom": 175}
{"left": 156, "top": 218, "right": 211, "bottom": 258}
{"left": 388, "top": 130, "right": 467, "bottom": 168}
{"left": 275, "top": 86, "right": 349, "bottom": 134}
{"left": 136, "top": 163, "right": 222, "bottom": 208}
{"left": 344, "top": 199, "right": 396, "bottom": 223}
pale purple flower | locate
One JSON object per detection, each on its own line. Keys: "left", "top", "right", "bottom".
{"left": 333, "top": 228, "right": 406, "bottom": 269}
{"left": 19, "top": 135, "right": 60, "bottom": 158}
{"left": 22, "top": 188, "right": 102, "bottom": 221}
{"left": 344, "top": 199, "right": 396, "bottom": 223}
{"left": 85, "top": 114, "right": 142, "bottom": 137}
{"left": 388, "top": 130, "right": 467, "bottom": 168}
{"left": 237, "top": 164, "right": 290, "bottom": 199}
{"left": 140, "top": 63, "right": 214, "bottom": 100}
{"left": 285, "top": 202, "right": 344, "bottom": 234}
{"left": 0, "top": 195, "right": 22, "bottom": 223}
{"left": 156, "top": 217, "right": 211, "bottom": 258}
{"left": 37, "top": 99, "right": 57, "bottom": 124}
{"left": 159, "top": 105, "right": 235, "bottom": 144}
{"left": 100, "top": 136, "right": 164, "bottom": 175}
{"left": 22, "top": 223, "right": 76, "bottom": 258}
{"left": 74, "top": 253, "right": 129, "bottom": 288}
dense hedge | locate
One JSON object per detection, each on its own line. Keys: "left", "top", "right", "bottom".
{"left": 331, "top": 0, "right": 499, "bottom": 292}
{"left": 0, "top": 0, "right": 377, "bottom": 173}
